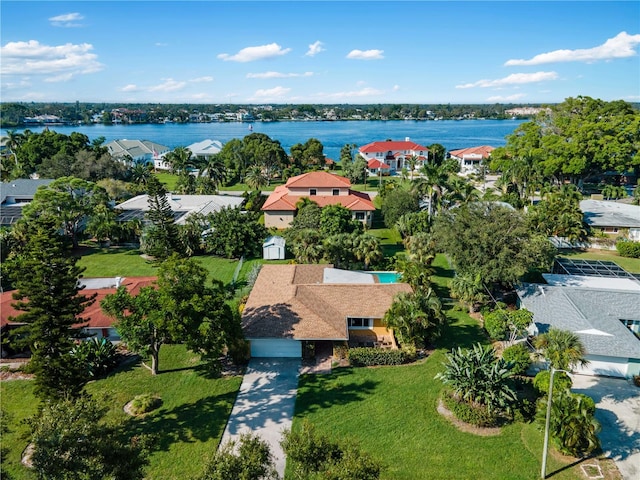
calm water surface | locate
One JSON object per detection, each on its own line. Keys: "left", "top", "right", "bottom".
{"left": 2, "top": 119, "right": 524, "bottom": 161}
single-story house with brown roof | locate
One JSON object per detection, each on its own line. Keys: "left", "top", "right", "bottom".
{"left": 241, "top": 264, "right": 412, "bottom": 358}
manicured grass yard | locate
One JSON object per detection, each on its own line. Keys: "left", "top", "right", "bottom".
{"left": 76, "top": 246, "right": 265, "bottom": 286}
{"left": 1, "top": 345, "right": 242, "bottom": 480}
{"left": 291, "top": 309, "right": 582, "bottom": 480}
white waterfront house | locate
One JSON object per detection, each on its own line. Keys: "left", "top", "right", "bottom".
{"left": 358, "top": 138, "right": 429, "bottom": 174}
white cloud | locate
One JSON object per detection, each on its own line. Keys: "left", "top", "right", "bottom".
{"left": 246, "top": 71, "right": 313, "bottom": 79}
{"left": 312, "top": 87, "right": 385, "bottom": 100}
{"left": 218, "top": 43, "right": 291, "bottom": 62}
{"left": 148, "top": 78, "right": 187, "bottom": 92}
{"left": 505, "top": 31, "right": 640, "bottom": 66}
{"left": 305, "top": 41, "right": 325, "bottom": 57}
{"left": 392, "top": 85, "right": 400, "bottom": 91}
{"left": 251, "top": 86, "right": 292, "bottom": 98}
{"left": 625, "top": 95, "right": 640, "bottom": 100}
{"left": 44, "top": 73, "right": 73, "bottom": 83}
{"left": 0, "top": 40, "right": 103, "bottom": 79}
{"left": 49, "top": 12, "right": 84, "bottom": 27}
{"left": 155, "top": 42, "right": 168, "bottom": 47}
{"left": 486, "top": 93, "right": 527, "bottom": 102}
{"left": 456, "top": 71, "right": 558, "bottom": 89}
{"left": 190, "top": 76, "right": 213, "bottom": 83}
{"left": 121, "top": 84, "right": 139, "bottom": 92}
{"left": 346, "top": 49, "right": 384, "bottom": 60}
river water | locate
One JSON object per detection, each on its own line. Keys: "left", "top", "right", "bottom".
{"left": 1, "top": 119, "right": 524, "bottom": 161}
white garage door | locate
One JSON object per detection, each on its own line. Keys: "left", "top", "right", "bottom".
{"left": 574, "top": 354, "right": 628, "bottom": 378}
{"left": 250, "top": 338, "right": 302, "bottom": 358}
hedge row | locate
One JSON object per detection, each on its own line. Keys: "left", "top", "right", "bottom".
{"left": 348, "top": 347, "right": 405, "bottom": 366}
{"left": 441, "top": 391, "right": 499, "bottom": 427}
{"left": 616, "top": 240, "right": 640, "bottom": 258}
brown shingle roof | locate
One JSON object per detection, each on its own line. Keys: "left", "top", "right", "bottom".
{"left": 241, "top": 265, "right": 412, "bottom": 340}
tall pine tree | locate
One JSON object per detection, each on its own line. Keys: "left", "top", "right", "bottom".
{"left": 7, "top": 217, "right": 95, "bottom": 401}
{"left": 142, "top": 176, "right": 182, "bottom": 260}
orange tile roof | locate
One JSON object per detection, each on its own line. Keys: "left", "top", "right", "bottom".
{"left": 241, "top": 264, "right": 412, "bottom": 340}
{"left": 285, "top": 171, "right": 351, "bottom": 188}
{"left": 262, "top": 192, "right": 375, "bottom": 212}
{"left": 1, "top": 277, "right": 157, "bottom": 330}
{"left": 449, "top": 145, "right": 495, "bottom": 159}
{"left": 360, "top": 140, "right": 429, "bottom": 153}
{"left": 367, "top": 159, "right": 390, "bottom": 169}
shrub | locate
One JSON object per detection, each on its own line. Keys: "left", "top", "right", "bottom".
{"left": 71, "top": 337, "right": 119, "bottom": 378}
{"left": 129, "top": 394, "right": 162, "bottom": 415}
{"left": 616, "top": 240, "right": 640, "bottom": 258}
{"left": 483, "top": 310, "right": 508, "bottom": 340}
{"left": 348, "top": 347, "right": 405, "bottom": 366}
{"left": 634, "top": 375, "right": 640, "bottom": 387}
{"left": 533, "top": 370, "right": 572, "bottom": 395}
{"left": 401, "top": 343, "right": 417, "bottom": 362}
{"left": 502, "top": 343, "right": 531, "bottom": 376}
{"left": 441, "top": 391, "right": 499, "bottom": 427}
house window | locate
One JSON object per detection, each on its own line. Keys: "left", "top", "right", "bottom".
{"left": 620, "top": 319, "right": 640, "bottom": 338}
{"left": 332, "top": 189, "right": 340, "bottom": 196}
{"left": 309, "top": 189, "right": 317, "bottom": 196}
{"left": 355, "top": 212, "right": 365, "bottom": 221}
{"left": 602, "top": 227, "right": 619, "bottom": 234}
{"left": 348, "top": 317, "right": 373, "bottom": 329}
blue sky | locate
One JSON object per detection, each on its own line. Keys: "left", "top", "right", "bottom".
{"left": 1, "top": 1, "right": 639, "bottom": 104}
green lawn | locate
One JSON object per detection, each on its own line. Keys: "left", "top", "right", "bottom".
{"left": 76, "top": 246, "right": 262, "bottom": 286}
{"left": 559, "top": 250, "right": 640, "bottom": 273}
{"left": 1, "top": 345, "right": 242, "bottom": 480}
{"left": 153, "top": 172, "right": 179, "bottom": 191}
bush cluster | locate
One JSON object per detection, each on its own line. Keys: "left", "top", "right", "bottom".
{"left": 616, "top": 240, "right": 640, "bottom": 258}
{"left": 502, "top": 343, "right": 532, "bottom": 376}
{"left": 347, "top": 347, "right": 405, "bottom": 366}
{"left": 441, "top": 391, "right": 499, "bottom": 427}
{"left": 533, "top": 370, "right": 572, "bottom": 395}
{"left": 129, "top": 394, "right": 162, "bottom": 415}
{"left": 71, "top": 337, "right": 119, "bottom": 378}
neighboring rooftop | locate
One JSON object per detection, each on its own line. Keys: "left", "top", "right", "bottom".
{"left": 517, "top": 283, "right": 640, "bottom": 360}
{"left": 1, "top": 179, "right": 54, "bottom": 204}
{"left": 359, "top": 139, "right": 429, "bottom": 153}
{"left": 580, "top": 199, "right": 640, "bottom": 228}
{"left": 116, "top": 193, "right": 244, "bottom": 224}
{"left": 553, "top": 257, "right": 640, "bottom": 280}
{"left": 449, "top": 145, "right": 495, "bottom": 159}
{"left": 186, "top": 139, "right": 223, "bottom": 158}
{"left": 285, "top": 171, "right": 351, "bottom": 189}
{"left": 542, "top": 273, "right": 640, "bottom": 292}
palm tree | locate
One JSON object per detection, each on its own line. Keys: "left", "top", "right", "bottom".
{"left": 534, "top": 328, "right": 588, "bottom": 371}
{"left": 165, "top": 146, "right": 192, "bottom": 175}
{"left": 407, "top": 155, "right": 418, "bottom": 182}
{"left": 130, "top": 162, "right": 152, "bottom": 185}
{"left": 449, "top": 272, "right": 487, "bottom": 313}
{"left": 353, "top": 234, "right": 382, "bottom": 270}
{"left": 413, "top": 163, "right": 450, "bottom": 219}
{"left": 291, "top": 229, "right": 323, "bottom": 263}
{"left": 199, "top": 155, "right": 227, "bottom": 190}
{"left": 446, "top": 176, "right": 480, "bottom": 207}
{"left": 383, "top": 288, "right": 445, "bottom": 347}
{"left": 244, "top": 165, "right": 269, "bottom": 191}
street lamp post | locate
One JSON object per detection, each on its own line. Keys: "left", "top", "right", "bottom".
{"left": 541, "top": 367, "right": 570, "bottom": 479}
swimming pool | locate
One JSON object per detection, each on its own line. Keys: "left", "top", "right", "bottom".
{"left": 371, "top": 271, "right": 402, "bottom": 284}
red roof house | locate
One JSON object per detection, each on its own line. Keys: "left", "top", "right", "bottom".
{"left": 449, "top": 145, "right": 495, "bottom": 173}
{"left": 359, "top": 138, "right": 429, "bottom": 173}
{"left": 262, "top": 171, "right": 375, "bottom": 229}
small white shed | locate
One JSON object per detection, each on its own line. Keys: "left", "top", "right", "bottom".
{"left": 263, "top": 236, "right": 286, "bottom": 260}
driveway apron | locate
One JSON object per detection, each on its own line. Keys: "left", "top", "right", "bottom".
{"left": 221, "top": 358, "right": 301, "bottom": 477}
{"left": 571, "top": 374, "right": 640, "bottom": 480}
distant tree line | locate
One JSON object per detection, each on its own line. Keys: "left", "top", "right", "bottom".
{"left": 0, "top": 101, "right": 600, "bottom": 127}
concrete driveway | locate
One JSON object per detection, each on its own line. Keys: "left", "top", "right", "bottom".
{"left": 220, "top": 358, "right": 300, "bottom": 478}
{"left": 571, "top": 374, "right": 640, "bottom": 480}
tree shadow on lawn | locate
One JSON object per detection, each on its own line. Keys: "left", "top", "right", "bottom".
{"left": 437, "top": 308, "right": 488, "bottom": 351}
{"left": 123, "top": 391, "right": 238, "bottom": 453}
{"left": 294, "top": 367, "right": 380, "bottom": 416}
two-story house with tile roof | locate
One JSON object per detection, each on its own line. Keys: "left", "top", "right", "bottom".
{"left": 262, "top": 171, "right": 375, "bottom": 229}
{"left": 358, "top": 138, "right": 429, "bottom": 174}
{"left": 449, "top": 145, "right": 495, "bottom": 174}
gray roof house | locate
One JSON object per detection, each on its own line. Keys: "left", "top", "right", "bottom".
{"left": 186, "top": 139, "right": 223, "bottom": 160}
{"left": 105, "top": 139, "right": 171, "bottom": 169}
{"left": 517, "top": 278, "right": 640, "bottom": 378}
{"left": 580, "top": 199, "right": 640, "bottom": 241}
{"left": 1, "top": 179, "right": 54, "bottom": 226}
{"left": 116, "top": 193, "right": 244, "bottom": 225}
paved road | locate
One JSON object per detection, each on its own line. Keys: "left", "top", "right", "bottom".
{"left": 220, "top": 358, "right": 301, "bottom": 478}
{"left": 571, "top": 374, "right": 640, "bottom": 480}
